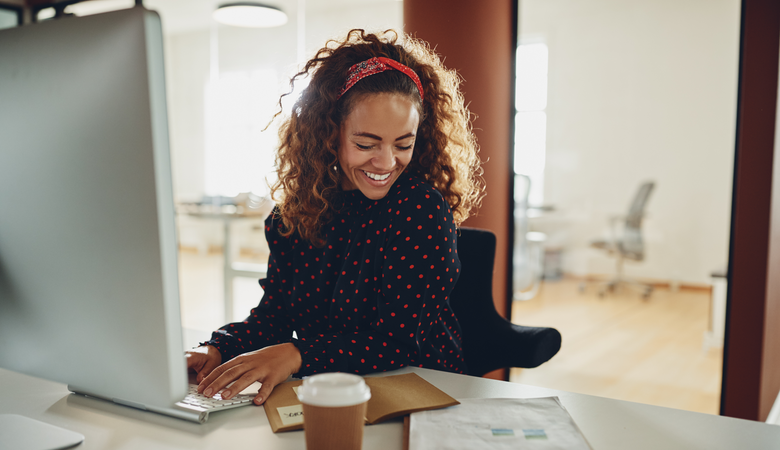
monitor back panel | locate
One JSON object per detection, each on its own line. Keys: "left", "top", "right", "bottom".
{"left": 0, "top": 7, "right": 186, "bottom": 408}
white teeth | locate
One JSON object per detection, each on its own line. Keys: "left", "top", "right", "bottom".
{"left": 364, "top": 171, "right": 391, "bottom": 181}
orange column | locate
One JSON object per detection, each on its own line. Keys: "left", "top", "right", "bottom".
{"left": 721, "top": 0, "right": 780, "bottom": 421}
{"left": 404, "top": 0, "right": 515, "bottom": 380}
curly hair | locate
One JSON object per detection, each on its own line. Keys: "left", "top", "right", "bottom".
{"left": 271, "top": 29, "right": 484, "bottom": 244}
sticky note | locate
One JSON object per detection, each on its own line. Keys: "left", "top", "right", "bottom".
{"left": 277, "top": 404, "right": 304, "bottom": 426}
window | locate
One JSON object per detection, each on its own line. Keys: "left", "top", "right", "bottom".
{"left": 515, "top": 43, "right": 548, "bottom": 206}
{"left": 204, "top": 70, "right": 281, "bottom": 197}
{"left": 0, "top": 7, "right": 19, "bottom": 30}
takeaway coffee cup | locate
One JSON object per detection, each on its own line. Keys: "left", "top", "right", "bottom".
{"left": 296, "top": 373, "right": 372, "bottom": 450}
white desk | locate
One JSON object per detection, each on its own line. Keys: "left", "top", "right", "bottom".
{"left": 2, "top": 367, "right": 778, "bottom": 449}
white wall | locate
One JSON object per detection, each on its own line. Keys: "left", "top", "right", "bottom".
{"left": 520, "top": 0, "right": 741, "bottom": 285}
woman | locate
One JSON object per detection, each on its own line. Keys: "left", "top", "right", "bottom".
{"left": 187, "top": 29, "right": 484, "bottom": 406}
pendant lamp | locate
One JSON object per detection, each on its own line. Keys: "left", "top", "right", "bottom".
{"left": 213, "top": 2, "right": 288, "bottom": 28}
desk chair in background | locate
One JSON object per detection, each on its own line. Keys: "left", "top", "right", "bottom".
{"left": 449, "top": 227, "right": 561, "bottom": 377}
{"left": 587, "top": 181, "right": 655, "bottom": 300}
{"left": 177, "top": 193, "right": 273, "bottom": 323}
{"left": 513, "top": 174, "right": 547, "bottom": 301}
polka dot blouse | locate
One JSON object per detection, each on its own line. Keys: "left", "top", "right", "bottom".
{"left": 205, "top": 174, "right": 467, "bottom": 376}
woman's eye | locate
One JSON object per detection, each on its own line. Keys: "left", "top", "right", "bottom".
{"left": 397, "top": 144, "right": 413, "bottom": 151}
{"left": 356, "top": 143, "right": 373, "bottom": 150}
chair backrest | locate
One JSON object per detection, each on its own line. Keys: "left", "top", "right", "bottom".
{"left": 514, "top": 174, "right": 533, "bottom": 290}
{"left": 449, "top": 227, "right": 561, "bottom": 376}
{"left": 514, "top": 174, "right": 531, "bottom": 217}
{"left": 626, "top": 181, "right": 655, "bottom": 229}
{"left": 449, "top": 227, "right": 501, "bottom": 376}
{"left": 621, "top": 181, "right": 655, "bottom": 260}
{"left": 449, "top": 227, "right": 497, "bottom": 326}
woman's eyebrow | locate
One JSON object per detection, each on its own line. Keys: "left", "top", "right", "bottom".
{"left": 353, "top": 132, "right": 382, "bottom": 140}
{"left": 352, "top": 131, "right": 416, "bottom": 141}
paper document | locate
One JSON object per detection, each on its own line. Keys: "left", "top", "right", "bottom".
{"left": 409, "top": 397, "right": 592, "bottom": 449}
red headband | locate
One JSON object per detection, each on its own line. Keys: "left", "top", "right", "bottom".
{"left": 338, "top": 56, "right": 424, "bottom": 101}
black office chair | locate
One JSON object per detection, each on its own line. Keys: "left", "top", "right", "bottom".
{"left": 449, "top": 227, "right": 562, "bottom": 377}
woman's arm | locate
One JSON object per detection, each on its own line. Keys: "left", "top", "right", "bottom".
{"left": 201, "top": 213, "right": 295, "bottom": 361}
{"left": 190, "top": 212, "right": 303, "bottom": 404}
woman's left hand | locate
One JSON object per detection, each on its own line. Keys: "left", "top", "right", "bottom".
{"left": 196, "top": 342, "right": 302, "bottom": 405}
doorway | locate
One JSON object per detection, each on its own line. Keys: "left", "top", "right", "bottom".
{"left": 510, "top": 0, "right": 741, "bottom": 415}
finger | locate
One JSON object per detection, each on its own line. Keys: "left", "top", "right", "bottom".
{"left": 222, "top": 371, "right": 264, "bottom": 400}
{"left": 185, "top": 352, "right": 206, "bottom": 371}
{"left": 196, "top": 357, "right": 220, "bottom": 384}
{"left": 186, "top": 346, "right": 218, "bottom": 370}
{"left": 201, "top": 364, "right": 248, "bottom": 398}
{"left": 253, "top": 378, "right": 279, "bottom": 405}
{"left": 197, "top": 357, "right": 236, "bottom": 393}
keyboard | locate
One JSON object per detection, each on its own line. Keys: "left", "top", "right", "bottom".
{"left": 175, "top": 384, "right": 255, "bottom": 413}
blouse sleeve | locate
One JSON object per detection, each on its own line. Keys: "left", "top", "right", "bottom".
{"left": 203, "top": 211, "right": 296, "bottom": 362}
{"left": 292, "top": 189, "right": 460, "bottom": 376}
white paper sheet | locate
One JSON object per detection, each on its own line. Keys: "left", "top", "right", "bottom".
{"left": 409, "top": 397, "right": 592, "bottom": 449}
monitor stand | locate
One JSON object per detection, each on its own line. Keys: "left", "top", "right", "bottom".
{"left": 0, "top": 414, "right": 85, "bottom": 450}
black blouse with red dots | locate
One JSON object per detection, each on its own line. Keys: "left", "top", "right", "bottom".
{"left": 205, "top": 174, "right": 467, "bottom": 376}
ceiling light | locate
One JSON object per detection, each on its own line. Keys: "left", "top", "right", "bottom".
{"left": 213, "top": 3, "right": 287, "bottom": 28}
{"left": 66, "top": 0, "right": 135, "bottom": 17}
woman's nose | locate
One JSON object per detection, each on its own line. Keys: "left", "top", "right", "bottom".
{"left": 373, "top": 146, "right": 396, "bottom": 170}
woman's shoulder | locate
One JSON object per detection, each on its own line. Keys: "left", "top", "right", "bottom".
{"left": 387, "top": 174, "right": 454, "bottom": 223}
{"left": 263, "top": 207, "right": 302, "bottom": 248}
{"left": 383, "top": 174, "right": 457, "bottom": 245}
{"left": 392, "top": 173, "right": 447, "bottom": 206}
{"left": 264, "top": 206, "right": 282, "bottom": 229}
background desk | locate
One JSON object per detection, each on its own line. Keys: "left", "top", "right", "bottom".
{"left": 178, "top": 210, "right": 268, "bottom": 323}
{"left": 2, "top": 366, "right": 778, "bottom": 449}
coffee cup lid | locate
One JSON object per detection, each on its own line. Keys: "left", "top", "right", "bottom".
{"left": 296, "top": 373, "right": 371, "bottom": 407}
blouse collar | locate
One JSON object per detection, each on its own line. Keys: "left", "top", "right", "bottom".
{"left": 339, "top": 174, "right": 415, "bottom": 214}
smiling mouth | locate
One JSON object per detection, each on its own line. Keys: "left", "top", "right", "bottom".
{"left": 363, "top": 170, "right": 391, "bottom": 181}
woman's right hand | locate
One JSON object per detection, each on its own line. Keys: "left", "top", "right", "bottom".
{"left": 185, "top": 345, "right": 222, "bottom": 383}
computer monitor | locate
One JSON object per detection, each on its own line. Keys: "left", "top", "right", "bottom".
{"left": 0, "top": 4, "right": 187, "bottom": 426}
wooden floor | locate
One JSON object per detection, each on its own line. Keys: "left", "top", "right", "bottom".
{"left": 510, "top": 278, "right": 723, "bottom": 415}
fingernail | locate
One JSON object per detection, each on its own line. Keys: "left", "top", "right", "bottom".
{"left": 222, "top": 390, "right": 231, "bottom": 399}
{"left": 204, "top": 388, "right": 213, "bottom": 397}
{"left": 254, "top": 397, "right": 263, "bottom": 405}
